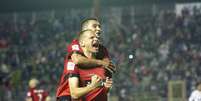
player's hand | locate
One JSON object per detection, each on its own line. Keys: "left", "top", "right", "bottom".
{"left": 101, "top": 61, "right": 116, "bottom": 73}
{"left": 90, "top": 75, "right": 102, "bottom": 89}
{"left": 104, "top": 77, "right": 113, "bottom": 88}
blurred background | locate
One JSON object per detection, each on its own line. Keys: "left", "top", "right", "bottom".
{"left": 0, "top": 0, "right": 201, "bottom": 101}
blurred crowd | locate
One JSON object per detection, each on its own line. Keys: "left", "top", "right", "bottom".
{"left": 0, "top": 4, "right": 201, "bottom": 101}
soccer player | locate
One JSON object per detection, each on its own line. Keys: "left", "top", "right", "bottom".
{"left": 189, "top": 81, "right": 201, "bottom": 101}
{"left": 56, "top": 18, "right": 115, "bottom": 101}
{"left": 68, "top": 30, "right": 113, "bottom": 101}
{"left": 26, "top": 78, "right": 50, "bottom": 101}
{"left": 67, "top": 18, "right": 115, "bottom": 73}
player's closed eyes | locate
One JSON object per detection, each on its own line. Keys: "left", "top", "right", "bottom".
{"left": 93, "top": 24, "right": 101, "bottom": 28}
{"left": 90, "top": 36, "right": 95, "bottom": 39}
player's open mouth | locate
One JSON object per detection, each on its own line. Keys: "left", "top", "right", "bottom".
{"left": 92, "top": 42, "right": 99, "bottom": 49}
{"left": 92, "top": 43, "right": 99, "bottom": 47}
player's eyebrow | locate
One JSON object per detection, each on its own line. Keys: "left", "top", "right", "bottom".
{"left": 93, "top": 24, "right": 101, "bottom": 27}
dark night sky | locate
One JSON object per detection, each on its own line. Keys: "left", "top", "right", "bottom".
{"left": 0, "top": 0, "right": 200, "bottom": 13}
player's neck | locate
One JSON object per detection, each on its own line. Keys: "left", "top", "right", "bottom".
{"left": 82, "top": 48, "right": 95, "bottom": 59}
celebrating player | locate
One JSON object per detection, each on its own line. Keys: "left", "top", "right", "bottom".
{"left": 67, "top": 18, "right": 115, "bottom": 73}
{"left": 68, "top": 30, "right": 113, "bottom": 101}
{"left": 56, "top": 18, "right": 115, "bottom": 101}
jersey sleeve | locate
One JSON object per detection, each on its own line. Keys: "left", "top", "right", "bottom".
{"left": 65, "top": 60, "right": 79, "bottom": 78}
{"left": 67, "top": 39, "right": 83, "bottom": 59}
{"left": 96, "top": 45, "right": 110, "bottom": 59}
{"left": 102, "top": 46, "right": 110, "bottom": 58}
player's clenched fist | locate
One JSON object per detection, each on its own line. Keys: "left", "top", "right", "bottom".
{"left": 89, "top": 75, "right": 102, "bottom": 89}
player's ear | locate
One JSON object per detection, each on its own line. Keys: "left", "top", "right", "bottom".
{"left": 80, "top": 40, "right": 85, "bottom": 47}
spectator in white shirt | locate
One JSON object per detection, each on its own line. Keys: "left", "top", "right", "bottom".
{"left": 189, "top": 81, "right": 201, "bottom": 101}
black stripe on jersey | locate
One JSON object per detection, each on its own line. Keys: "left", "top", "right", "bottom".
{"left": 64, "top": 73, "right": 80, "bottom": 80}
{"left": 68, "top": 73, "right": 79, "bottom": 78}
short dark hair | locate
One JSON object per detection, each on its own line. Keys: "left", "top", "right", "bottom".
{"left": 81, "top": 18, "right": 98, "bottom": 30}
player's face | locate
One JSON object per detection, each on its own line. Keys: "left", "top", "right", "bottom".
{"left": 86, "top": 20, "right": 101, "bottom": 38}
{"left": 83, "top": 31, "right": 99, "bottom": 53}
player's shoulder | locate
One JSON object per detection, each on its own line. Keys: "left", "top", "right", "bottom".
{"left": 65, "top": 60, "right": 78, "bottom": 71}
{"left": 71, "top": 39, "right": 79, "bottom": 44}
{"left": 98, "top": 44, "right": 107, "bottom": 52}
{"left": 67, "top": 39, "right": 79, "bottom": 47}
{"left": 67, "top": 39, "right": 81, "bottom": 52}
{"left": 99, "top": 44, "right": 106, "bottom": 48}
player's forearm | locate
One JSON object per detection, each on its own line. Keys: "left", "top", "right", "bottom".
{"left": 69, "top": 76, "right": 102, "bottom": 99}
{"left": 77, "top": 58, "right": 103, "bottom": 68}
{"left": 69, "top": 77, "right": 96, "bottom": 99}
{"left": 102, "top": 57, "right": 110, "bottom": 62}
{"left": 71, "top": 53, "right": 116, "bottom": 74}
{"left": 70, "top": 85, "right": 96, "bottom": 99}
{"left": 71, "top": 53, "right": 103, "bottom": 69}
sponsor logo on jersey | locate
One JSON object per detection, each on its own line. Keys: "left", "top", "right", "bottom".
{"left": 72, "top": 45, "right": 79, "bottom": 51}
{"left": 67, "top": 62, "right": 75, "bottom": 70}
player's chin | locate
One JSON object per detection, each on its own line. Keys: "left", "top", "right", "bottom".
{"left": 92, "top": 47, "right": 99, "bottom": 53}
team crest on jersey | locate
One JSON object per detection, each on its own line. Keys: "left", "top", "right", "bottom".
{"left": 72, "top": 45, "right": 79, "bottom": 51}
{"left": 67, "top": 62, "right": 75, "bottom": 70}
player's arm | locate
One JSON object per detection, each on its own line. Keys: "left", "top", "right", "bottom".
{"left": 68, "top": 40, "right": 116, "bottom": 72}
{"left": 71, "top": 52, "right": 102, "bottom": 68}
{"left": 71, "top": 53, "right": 115, "bottom": 73}
{"left": 69, "top": 75, "right": 102, "bottom": 99}
{"left": 68, "top": 40, "right": 105, "bottom": 69}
